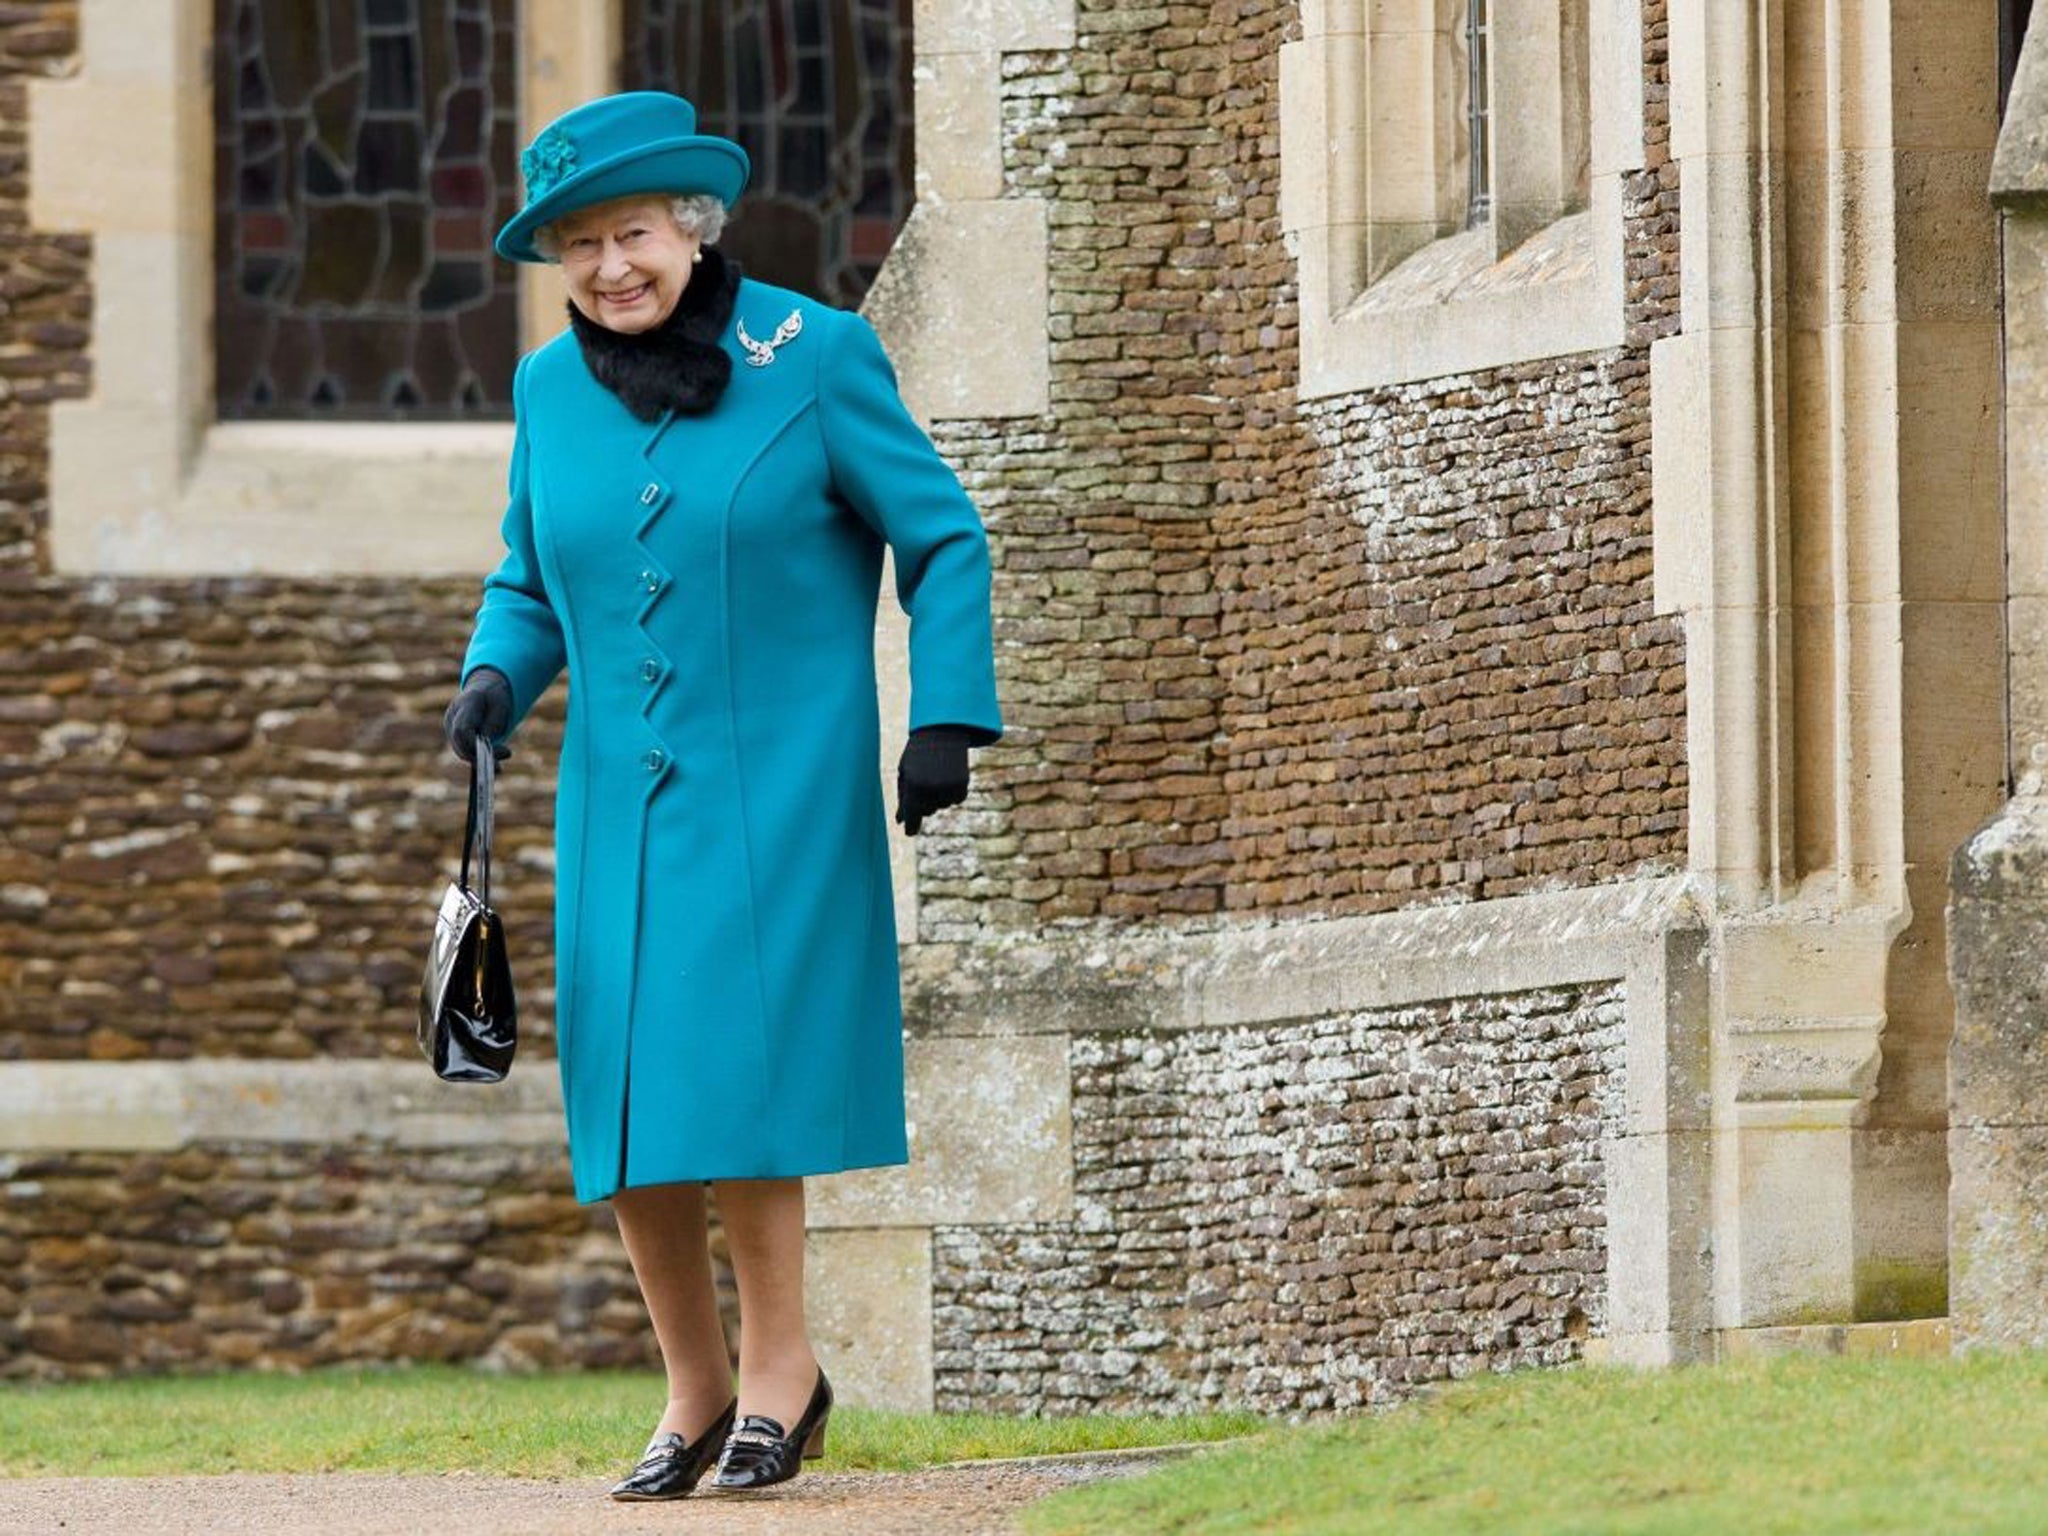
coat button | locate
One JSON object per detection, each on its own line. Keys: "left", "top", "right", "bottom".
{"left": 640, "top": 657, "right": 660, "bottom": 682}
{"left": 641, "top": 481, "right": 662, "bottom": 505}
{"left": 644, "top": 748, "right": 665, "bottom": 772}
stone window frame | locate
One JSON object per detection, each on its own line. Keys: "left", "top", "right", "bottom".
{"left": 1280, "top": 0, "right": 1645, "bottom": 399}
{"left": 28, "top": 0, "right": 616, "bottom": 577}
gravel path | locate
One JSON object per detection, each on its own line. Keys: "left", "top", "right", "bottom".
{"left": 0, "top": 1445, "right": 1198, "bottom": 1535}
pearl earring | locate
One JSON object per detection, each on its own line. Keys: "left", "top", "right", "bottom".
{"left": 693, "top": 251, "right": 703, "bottom": 263}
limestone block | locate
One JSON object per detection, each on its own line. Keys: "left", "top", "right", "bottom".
{"left": 1723, "top": 1119, "right": 1861, "bottom": 1325}
{"left": 1488, "top": 0, "right": 1574, "bottom": 257}
{"left": 805, "top": 1227, "right": 934, "bottom": 1412}
{"left": 68, "top": 231, "right": 209, "bottom": 411}
{"left": 1279, "top": 33, "right": 1369, "bottom": 238}
{"left": 1362, "top": 0, "right": 1425, "bottom": 29}
{"left": 1947, "top": 801, "right": 2048, "bottom": 1128}
{"left": 1895, "top": 597, "right": 2008, "bottom": 862}
{"left": 1602, "top": 1128, "right": 1714, "bottom": 1341}
{"left": 1681, "top": 604, "right": 1771, "bottom": 895}
{"left": 914, "top": 50, "right": 1003, "bottom": 202}
{"left": 1897, "top": 319, "right": 2002, "bottom": 605}
{"left": 2008, "top": 595, "right": 2048, "bottom": 763}
{"left": 1949, "top": 1122, "right": 2048, "bottom": 1349}
{"left": 1719, "top": 917, "right": 1895, "bottom": 1023}
{"left": 1850, "top": 1124, "right": 1950, "bottom": 1320}
{"left": 1879, "top": 862, "right": 1974, "bottom": 1120}
{"left": 1648, "top": 328, "right": 1776, "bottom": 609}
{"left": 1780, "top": 151, "right": 1898, "bottom": 333}
{"left": 0, "top": 1060, "right": 568, "bottom": 1152}
{"left": 1715, "top": 1318, "right": 1951, "bottom": 1359}
{"left": 27, "top": 0, "right": 210, "bottom": 237}
{"left": 1723, "top": 1023, "right": 1883, "bottom": 1116}
{"left": 808, "top": 1035, "right": 1072, "bottom": 1228}
{"left": 1618, "top": 923, "right": 1712, "bottom": 1137}
{"left": 30, "top": 78, "right": 206, "bottom": 237}
{"left": 861, "top": 199, "right": 1049, "bottom": 421}
{"left": 1889, "top": 2, "right": 1998, "bottom": 152}
{"left": 1677, "top": 151, "right": 1774, "bottom": 333}
{"left": 1784, "top": 324, "right": 1900, "bottom": 609}
{"left": 1945, "top": 798, "right": 2048, "bottom": 1350}
{"left": 1588, "top": 0, "right": 1645, "bottom": 180}
{"left": 54, "top": 379, "right": 516, "bottom": 578}
{"left": 1305, "top": 261, "right": 1616, "bottom": 398}
{"left": 1666, "top": 0, "right": 1761, "bottom": 163}
{"left": 1895, "top": 148, "right": 2000, "bottom": 325}
{"left": 1809, "top": 598, "right": 1906, "bottom": 870}
{"left": 912, "top": 0, "right": 1075, "bottom": 55}
{"left": 1584, "top": 1331, "right": 1690, "bottom": 1368}
{"left": 2004, "top": 402, "right": 2048, "bottom": 599}
{"left": 2000, "top": 221, "right": 2048, "bottom": 410}
{"left": 1364, "top": 26, "right": 1443, "bottom": 226}
{"left": 1648, "top": 332, "right": 1710, "bottom": 618}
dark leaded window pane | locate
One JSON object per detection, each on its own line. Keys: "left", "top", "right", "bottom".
{"left": 621, "top": 0, "right": 915, "bottom": 307}
{"left": 213, "top": 0, "right": 522, "bottom": 421}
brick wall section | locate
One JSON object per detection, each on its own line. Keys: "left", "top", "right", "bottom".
{"left": 0, "top": 1144, "right": 738, "bottom": 1378}
{"left": 917, "top": 0, "right": 1683, "bottom": 938}
{"left": 930, "top": 984, "right": 1625, "bottom": 1414}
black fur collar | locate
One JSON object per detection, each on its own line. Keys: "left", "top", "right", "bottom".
{"left": 564, "top": 244, "right": 744, "bottom": 422}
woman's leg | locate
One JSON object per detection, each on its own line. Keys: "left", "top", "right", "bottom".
{"left": 610, "top": 1180, "right": 735, "bottom": 1440}
{"left": 711, "top": 1175, "right": 821, "bottom": 1430}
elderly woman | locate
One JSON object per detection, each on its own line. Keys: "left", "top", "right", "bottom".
{"left": 440, "top": 91, "right": 1003, "bottom": 1501}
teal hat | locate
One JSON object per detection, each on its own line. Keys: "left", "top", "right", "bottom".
{"left": 495, "top": 91, "right": 750, "bottom": 265}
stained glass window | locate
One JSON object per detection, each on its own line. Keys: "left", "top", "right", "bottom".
{"left": 212, "top": 0, "right": 523, "bottom": 421}
{"left": 621, "top": 0, "right": 916, "bottom": 306}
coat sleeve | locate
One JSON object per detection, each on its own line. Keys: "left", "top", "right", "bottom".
{"left": 459, "top": 351, "right": 567, "bottom": 742}
{"left": 816, "top": 307, "right": 1004, "bottom": 746}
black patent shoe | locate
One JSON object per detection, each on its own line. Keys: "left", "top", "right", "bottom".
{"left": 608, "top": 1397, "right": 738, "bottom": 1501}
{"left": 708, "top": 1367, "right": 833, "bottom": 1490}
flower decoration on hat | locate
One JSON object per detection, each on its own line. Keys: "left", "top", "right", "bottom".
{"left": 522, "top": 125, "right": 579, "bottom": 200}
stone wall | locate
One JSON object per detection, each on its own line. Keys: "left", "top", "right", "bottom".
{"left": 930, "top": 984, "right": 1625, "bottom": 1414}
{"left": 914, "top": 0, "right": 1683, "bottom": 939}
{"left": 0, "top": 1143, "right": 694, "bottom": 1379}
{"left": 0, "top": 3, "right": 568, "bottom": 1066}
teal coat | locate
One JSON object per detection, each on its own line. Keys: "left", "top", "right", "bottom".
{"left": 459, "top": 276, "right": 1003, "bottom": 1203}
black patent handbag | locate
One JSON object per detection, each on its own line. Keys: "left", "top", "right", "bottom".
{"left": 417, "top": 735, "right": 518, "bottom": 1082}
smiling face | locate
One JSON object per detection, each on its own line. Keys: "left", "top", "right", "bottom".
{"left": 553, "top": 194, "right": 702, "bottom": 334}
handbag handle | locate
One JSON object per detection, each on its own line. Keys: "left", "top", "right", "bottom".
{"left": 460, "top": 735, "right": 495, "bottom": 909}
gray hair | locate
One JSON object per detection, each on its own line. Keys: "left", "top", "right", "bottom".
{"left": 533, "top": 192, "right": 731, "bottom": 262}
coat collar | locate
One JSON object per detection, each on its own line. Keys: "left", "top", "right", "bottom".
{"left": 563, "top": 244, "right": 743, "bottom": 428}
{"left": 631, "top": 280, "right": 816, "bottom": 463}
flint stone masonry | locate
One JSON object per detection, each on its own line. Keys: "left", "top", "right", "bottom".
{"left": 930, "top": 985, "right": 1625, "bottom": 1414}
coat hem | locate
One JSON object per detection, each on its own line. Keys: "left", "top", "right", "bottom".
{"left": 580, "top": 1147, "right": 913, "bottom": 1205}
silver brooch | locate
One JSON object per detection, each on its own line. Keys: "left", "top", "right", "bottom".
{"left": 738, "top": 308, "right": 803, "bottom": 367}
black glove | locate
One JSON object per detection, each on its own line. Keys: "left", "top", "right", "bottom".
{"left": 443, "top": 666, "right": 514, "bottom": 764}
{"left": 895, "top": 725, "right": 979, "bottom": 836}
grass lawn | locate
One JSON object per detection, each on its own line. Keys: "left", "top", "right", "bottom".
{"left": 0, "top": 1363, "right": 1263, "bottom": 1479}
{"left": 1023, "top": 1348, "right": 2048, "bottom": 1536}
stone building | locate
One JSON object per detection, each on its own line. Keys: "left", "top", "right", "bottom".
{"left": 0, "top": 0, "right": 2027, "bottom": 1414}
